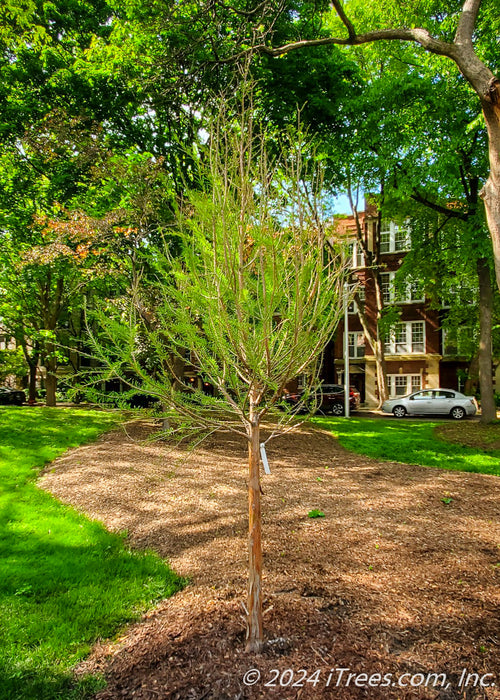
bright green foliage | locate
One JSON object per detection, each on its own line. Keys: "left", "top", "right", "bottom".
{"left": 87, "top": 115, "right": 347, "bottom": 440}
{"left": 0, "top": 348, "right": 27, "bottom": 383}
{"left": 313, "top": 416, "right": 500, "bottom": 477}
{"left": 0, "top": 407, "right": 184, "bottom": 700}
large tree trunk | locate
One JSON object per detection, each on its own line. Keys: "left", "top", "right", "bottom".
{"left": 45, "top": 370, "right": 57, "bottom": 407}
{"left": 476, "top": 257, "right": 496, "bottom": 422}
{"left": 480, "top": 98, "right": 500, "bottom": 294}
{"left": 246, "top": 414, "right": 263, "bottom": 654}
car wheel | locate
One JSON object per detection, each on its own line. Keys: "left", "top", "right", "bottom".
{"left": 392, "top": 405, "right": 407, "bottom": 418}
{"left": 450, "top": 406, "right": 466, "bottom": 420}
{"left": 330, "top": 401, "right": 344, "bottom": 416}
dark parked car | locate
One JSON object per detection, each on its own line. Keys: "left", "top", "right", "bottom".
{"left": 283, "top": 384, "right": 360, "bottom": 416}
{"left": 127, "top": 393, "right": 160, "bottom": 409}
{"left": 0, "top": 387, "right": 26, "bottom": 406}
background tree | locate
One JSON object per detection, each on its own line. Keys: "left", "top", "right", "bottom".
{"left": 313, "top": 22, "right": 498, "bottom": 418}
{"left": 396, "top": 206, "right": 498, "bottom": 423}
{"left": 259, "top": 0, "right": 500, "bottom": 294}
{"left": 87, "top": 111, "right": 347, "bottom": 652}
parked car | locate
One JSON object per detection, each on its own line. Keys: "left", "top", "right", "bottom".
{"left": 127, "top": 393, "right": 160, "bottom": 409}
{"left": 382, "top": 389, "right": 477, "bottom": 420}
{"left": 0, "top": 387, "right": 26, "bottom": 406}
{"left": 283, "top": 384, "right": 360, "bottom": 416}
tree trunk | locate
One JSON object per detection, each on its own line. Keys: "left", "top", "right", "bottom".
{"left": 27, "top": 356, "right": 39, "bottom": 403}
{"left": 44, "top": 342, "right": 58, "bottom": 407}
{"left": 476, "top": 257, "right": 496, "bottom": 422}
{"left": 354, "top": 288, "right": 388, "bottom": 409}
{"left": 45, "top": 371, "right": 57, "bottom": 407}
{"left": 464, "top": 352, "right": 479, "bottom": 396}
{"left": 480, "top": 99, "right": 500, "bottom": 294}
{"left": 246, "top": 416, "right": 263, "bottom": 654}
{"left": 373, "top": 274, "right": 389, "bottom": 407}
{"left": 372, "top": 336, "right": 388, "bottom": 408}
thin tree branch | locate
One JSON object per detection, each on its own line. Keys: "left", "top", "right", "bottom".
{"left": 330, "top": 0, "right": 356, "bottom": 41}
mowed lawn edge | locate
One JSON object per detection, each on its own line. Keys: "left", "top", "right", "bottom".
{"left": 312, "top": 415, "right": 500, "bottom": 476}
{"left": 0, "top": 407, "right": 185, "bottom": 700}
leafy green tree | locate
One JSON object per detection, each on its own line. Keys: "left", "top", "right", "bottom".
{"left": 0, "top": 0, "right": 182, "bottom": 403}
{"left": 0, "top": 347, "right": 27, "bottom": 386}
{"left": 87, "top": 114, "right": 347, "bottom": 652}
{"left": 363, "top": 58, "right": 498, "bottom": 421}
{"left": 309, "top": 20, "right": 498, "bottom": 419}
{"left": 259, "top": 0, "right": 500, "bottom": 294}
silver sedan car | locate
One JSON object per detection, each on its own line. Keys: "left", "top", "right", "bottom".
{"left": 382, "top": 389, "right": 477, "bottom": 420}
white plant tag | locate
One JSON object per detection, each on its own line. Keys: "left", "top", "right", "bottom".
{"left": 260, "top": 443, "right": 271, "bottom": 474}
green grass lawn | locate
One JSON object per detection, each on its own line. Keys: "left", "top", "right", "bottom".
{"left": 312, "top": 416, "right": 500, "bottom": 476}
{"left": 0, "top": 407, "right": 184, "bottom": 700}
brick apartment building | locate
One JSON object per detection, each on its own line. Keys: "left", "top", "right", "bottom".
{"left": 326, "top": 204, "right": 480, "bottom": 408}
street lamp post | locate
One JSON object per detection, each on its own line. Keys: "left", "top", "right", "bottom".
{"left": 343, "top": 284, "right": 350, "bottom": 418}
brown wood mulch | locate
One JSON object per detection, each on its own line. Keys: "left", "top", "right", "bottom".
{"left": 39, "top": 421, "right": 500, "bottom": 700}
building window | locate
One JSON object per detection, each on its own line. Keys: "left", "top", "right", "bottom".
{"left": 380, "top": 272, "right": 392, "bottom": 304}
{"left": 347, "top": 240, "right": 365, "bottom": 268}
{"left": 379, "top": 271, "right": 423, "bottom": 305}
{"left": 387, "top": 374, "right": 421, "bottom": 398}
{"left": 395, "top": 324, "right": 408, "bottom": 354}
{"left": 348, "top": 332, "right": 365, "bottom": 358}
{"left": 347, "top": 282, "right": 365, "bottom": 313}
{"left": 379, "top": 227, "right": 391, "bottom": 255}
{"left": 385, "top": 321, "right": 425, "bottom": 355}
{"left": 442, "top": 326, "right": 476, "bottom": 356}
{"left": 411, "top": 321, "right": 425, "bottom": 353}
{"left": 379, "top": 221, "right": 411, "bottom": 253}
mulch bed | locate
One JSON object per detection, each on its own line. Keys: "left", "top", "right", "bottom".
{"left": 40, "top": 421, "right": 500, "bottom": 699}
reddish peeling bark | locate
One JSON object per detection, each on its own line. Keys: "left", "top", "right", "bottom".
{"left": 245, "top": 405, "right": 263, "bottom": 653}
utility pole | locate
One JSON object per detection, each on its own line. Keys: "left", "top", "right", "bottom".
{"left": 343, "top": 283, "right": 350, "bottom": 418}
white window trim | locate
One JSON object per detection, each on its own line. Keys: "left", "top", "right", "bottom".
{"left": 347, "top": 283, "right": 365, "bottom": 314}
{"left": 379, "top": 220, "right": 411, "bottom": 254}
{"left": 348, "top": 331, "right": 365, "bottom": 359}
{"left": 347, "top": 240, "right": 365, "bottom": 269}
{"left": 385, "top": 320, "right": 426, "bottom": 355}
{"left": 380, "top": 271, "right": 424, "bottom": 304}
{"left": 387, "top": 373, "right": 422, "bottom": 398}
